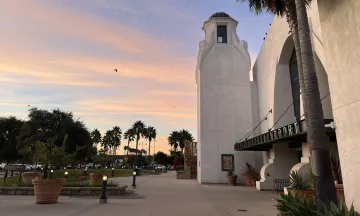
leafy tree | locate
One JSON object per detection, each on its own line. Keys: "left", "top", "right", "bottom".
{"left": 154, "top": 151, "right": 167, "bottom": 165}
{"left": 18, "top": 108, "right": 93, "bottom": 163}
{"left": 238, "top": 0, "right": 337, "bottom": 208}
{"left": 90, "top": 129, "right": 102, "bottom": 147}
{"left": 0, "top": 117, "right": 24, "bottom": 170}
{"left": 144, "top": 126, "right": 156, "bottom": 161}
{"left": 124, "top": 128, "right": 135, "bottom": 155}
{"left": 33, "top": 136, "right": 74, "bottom": 178}
{"left": 131, "top": 121, "right": 146, "bottom": 163}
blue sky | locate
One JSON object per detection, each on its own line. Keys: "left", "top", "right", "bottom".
{"left": 0, "top": 0, "right": 273, "bottom": 153}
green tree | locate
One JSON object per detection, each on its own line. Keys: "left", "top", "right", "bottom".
{"left": 154, "top": 151, "right": 167, "bottom": 165}
{"left": 144, "top": 126, "right": 156, "bottom": 162}
{"left": 101, "top": 130, "right": 112, "bottom": 154}
{"left": 124, "top": 128, "right": 135, "bottom": 155}
{"left": 238, "top": 0, "right": 337, "bottom": 208}
{"left": 111, "top": 126, "right": 122, "bottom": 155}
{"left": 0, "top": 116, "right": 24, "bottom": 166}
{"left": 178, "top": 129, "right": 194, "bottom": 153}
{"left": 90, "top": 129, "right": 102, "bottom": 148}
{"left": 131, "top": 121, "right": 146, "bottom": 164}
{"left": 168, "top": 130, "right": 180, "bottom": 152}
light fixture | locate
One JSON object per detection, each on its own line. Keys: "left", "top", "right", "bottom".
{"left": 65, "top": 171, "right": 68, "bottom": 175}
{"left": 103, "top": 175, "right": 108, "bottom": 181}
{"left": 112, "top": 168, "right": 114, "bottom": 170}
{"left": 133, "top": 171, "right": 137, "bottom": 176}
{"left": 51, "top": 170, "right": 54, "bottom": 173}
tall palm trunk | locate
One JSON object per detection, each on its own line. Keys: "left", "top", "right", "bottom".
{"left": 295, "top": 0, "right": 337, "bottom": 209}
{"left": 135, "top": 134, "right": 140, "bottom": 166}
{"left": 127, "top": 140, "right": 130, "bottom": 156}
{"left": 148, "top": 139, "right": 151, "bottom": 164}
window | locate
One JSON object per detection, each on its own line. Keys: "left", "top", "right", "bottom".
{"left": 217, "top": 26, "right": 227, "bottom": 43}
{"left": 289, "top": 49, "right": 301, "bottom": 120}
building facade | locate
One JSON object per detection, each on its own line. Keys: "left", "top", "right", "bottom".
{"left": 196, "top": 12, "right": 263, "bottom": 184}
{"left": 196, "top": 0, "right": 360, "bottom": 210}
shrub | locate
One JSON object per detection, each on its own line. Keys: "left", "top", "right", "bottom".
{"left": 276, "top": 193, "right": 317, "bottom": 216}
{"left": 289, "top": 171, "right": 312, "bottom": 190}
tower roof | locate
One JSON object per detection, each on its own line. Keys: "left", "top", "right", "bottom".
{"left": 209, "top": 12, "right": 231, "bottom": 19}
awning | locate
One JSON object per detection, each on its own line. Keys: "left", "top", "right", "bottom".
{"left": 234, "top": 119, "right": 336, "bottom": 151}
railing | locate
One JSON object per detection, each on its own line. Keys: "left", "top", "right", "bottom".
{"left": 273, "top": 179, "right": 290, "bottom": 193}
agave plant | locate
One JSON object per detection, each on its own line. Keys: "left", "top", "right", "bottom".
{"left": 276, "top": 193, "right": 317, "bottom": 216}
{"left": 319, "top": 199, "right": 359, "bottom": 216}
{"left": 289, "top": 171, "right": 312, "bottom": 190}
{"left": 245, "top": 162, "right": 260, "bottom": 181}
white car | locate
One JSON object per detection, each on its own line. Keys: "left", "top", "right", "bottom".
{"left": 25, "top": 165, "right": 32, "bottom": 171}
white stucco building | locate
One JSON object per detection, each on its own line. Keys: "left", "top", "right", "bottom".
{"left": 196, "top": 12, "right": 263, "bottom": 184}
{"left": 196, "top": 0, "right": 360, "bottom": 211}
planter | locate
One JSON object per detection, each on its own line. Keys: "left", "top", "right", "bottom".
{"left": 241, "top": 172, "right": 254, "bottom": 186}
{"left": 228, "top": 175, "right": 238, "bottom": 186}
{"left": 89, "top": 173, "right": 109, "bottom": 185}
{"left": 22, "top": 172, "right": 41, "bottom": 183}
{"left": 288, "top": 188, "right": 314, "bottom": 200}
{"left": 335, "top": 184, "right": 344, "bottom": 201}
{"left": 32, "top": 178, "right": 65, "bottom": 204}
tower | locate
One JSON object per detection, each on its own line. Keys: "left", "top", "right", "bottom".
{"left": 196, "top": 12, "right": 262, "bottom": 184}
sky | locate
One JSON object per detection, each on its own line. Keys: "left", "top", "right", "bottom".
{"left": 0, "top": 0, "right": 273, "bottom": 154}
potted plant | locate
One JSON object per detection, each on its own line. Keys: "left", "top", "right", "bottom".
{"left": 331, "top": 154, "right": 344, "bottom": 201}
{"left": 243, "top": 162, "right": 260, "bottom": 186}
{"left": 32, "top": 136, "right": 73, "bottom": 204}
{"left": 90, "top": 149, "right": 110, "bottom": 185}
{"left": 22, "top": 172, "right": 41, "bottom": 183}
{"left": 227, "top": 170, "right": 237, "bottom": 186}
{"left": 287, "top": 171, "right": 314, "bottom": 200}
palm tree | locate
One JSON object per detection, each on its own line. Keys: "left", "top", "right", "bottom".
{"left": 238, "top": 0, "right": 337, "bottom": 208}
{"left": 101, "top": 130, "right": 112, "bottom": 155}
{"left": 178, "top": 129, "right": 194, "bottom": 153}
{"left": 111, "top": 126, "right": 122, "bottom": 155}
{"left": 90, "top": 129, "right": 102, "bottom": 148}
{"left": 131, "top": 121, "right": 146, "bottom": 164}
{"left": 145, "top": 126, "right": 157, "bottom": 162}
{"left": 168, "top": 131, "right": 180, "bottom": 152}
{"left": 124, "top": 128, "right": 135, "bottom": 156}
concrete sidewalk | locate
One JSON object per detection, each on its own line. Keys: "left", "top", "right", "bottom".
{"left": 0, "top": 172, "right": 279, "bottom": 216}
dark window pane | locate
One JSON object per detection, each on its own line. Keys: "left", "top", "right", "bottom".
{"left": 289, "top": 49, "right": 301, "bottom": 120}
{"left": 217, "top": 26, "right": 227, "bottom": 43}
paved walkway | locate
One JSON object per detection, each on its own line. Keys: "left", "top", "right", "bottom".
{"left": 0, "top": 172, "right": 279, "bottom": 216}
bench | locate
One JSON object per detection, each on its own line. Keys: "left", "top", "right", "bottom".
{"left": 273, "top": 179, "right": 290, "bottom": 193}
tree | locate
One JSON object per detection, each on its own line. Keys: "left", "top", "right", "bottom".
{"left": 111, "top": 126, "right": 122, "bottom": 155}
{"left": 178, "top": 129, "right": 194, "bottom": 153}
{"left": 144, "top": 126, "right": 156, "bottom": 162}
{"left": 0, "top": 116, "right": 24, "bottom": 180}
{"left": 18, "top": 108, "right": 93, "bottom": 164}
{"left": 91, "top": 129, "right": 102, "bottom": 148}
{"left": 101, "top": 130, "right": 112, "bottom": 154}
{"left": 131, "top": 121, "right": 146, "bottom": 164}
{"left": 238, "top": 0, "right": 337, "bottom": 209}
{"left": 168, "top": 130, "right": 180, "bottom": 151}
{"left": 154, "top": 151, "right": 167, "bottom": 165}
{"left": 124, "top": 128, "right": 135, "bottom": 155}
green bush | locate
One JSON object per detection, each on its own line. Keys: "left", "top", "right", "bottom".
{"left": 289, "top": 171, "right": 312, "bottom": 190}
{"left": 319, "top": 199, "right": 359, "bottom": 216}
{"left": 276, "top": 192, "right": 317, "bottom": 216}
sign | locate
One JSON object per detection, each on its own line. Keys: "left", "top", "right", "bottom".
{"left": 124, "top": 157, "right": 128, "bottom": 162}
{"left": 221, "top": 154, "right": 234, "bottom": 171}
{"left": 235, "top": 120, "right": 305, "bottom": 151}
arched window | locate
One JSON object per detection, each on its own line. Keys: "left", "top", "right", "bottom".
{"left": 289, "top": 49, "right": 301, "bottom": 120}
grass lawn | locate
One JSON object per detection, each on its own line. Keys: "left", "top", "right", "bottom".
{"left": 0, "top": 169, "right": 140, "bottom": 186}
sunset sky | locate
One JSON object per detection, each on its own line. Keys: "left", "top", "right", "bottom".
{"left": 0, "top": 0, "right": 273, "bottom": 154}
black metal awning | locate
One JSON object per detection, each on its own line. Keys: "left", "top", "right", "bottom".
{"left": 234, "top": 119, "right": 336, "bottom": 151}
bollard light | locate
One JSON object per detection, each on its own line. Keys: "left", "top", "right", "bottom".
{"left": 64, "top": 171, "right": 68, "bottom": 179}
{"left": 131, "top": 170, "right": 137, "bottom": 188}
{"left": 50, "top": 169, "right": 54, "bottom": 178}
{"left": 111, "top": 168, "right": 115, "bottom": 177}
{"left": 99, "top": 175, "right": 108, "bottom": 204}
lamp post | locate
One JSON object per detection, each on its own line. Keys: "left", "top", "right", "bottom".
{"left": 84, "top": 167, "right": 88, "bottom": 175}
{"left": 99, "top": 175, "right": 108, "bottom": 204}
{"left": 131, "top": 170, "right": 137, "bottom": 188}
{"left": 64, "top": 171, "right": 68, "bottom": 179}
{"left": 111, "top": 167, "right": 115, "bottom": 177}
{"left": 50, "top": 169, "right": 54, "bottom": 178}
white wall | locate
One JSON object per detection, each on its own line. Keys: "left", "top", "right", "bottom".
{"left": 196, "top": 16, "right": 263, "bottom": 183}
{"left": 317, "top": 0, "right": 360, "bottom": 209}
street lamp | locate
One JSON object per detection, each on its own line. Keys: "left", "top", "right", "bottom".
{"left": 50, "top": 169, "right": 54, "bottom": 178}
{"left": 111, "top": 167, "right": 115, "bottom": 177}
{"left": 99, "top": 175, "right": 108, "bottom": 204}
{"left": 131, "top": 170, "right": 137, "bottom": 188}
{"left": 64, "top": 171, "right": 68, "bottom": 179}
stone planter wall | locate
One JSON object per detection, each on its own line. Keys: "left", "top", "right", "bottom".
{"left": 0, "top": 186, "right": 127, "bottom": 196}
